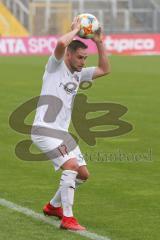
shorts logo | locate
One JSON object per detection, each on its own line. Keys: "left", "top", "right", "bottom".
{"left": 58, "top": 144, "right": 68, "bottom": 157}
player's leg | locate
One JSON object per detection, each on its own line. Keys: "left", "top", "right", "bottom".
{"left": 43, "top": 148, "right": 83, "bottom": 221}
{"left": 48, "top": 158, "right": 79, "bottom": 210}
{"left": 59, "top": 158, "right": 86, "bottom": 230}
{"left": 60, "top": 157, "right": 79, "bottom": 217}
{"left": 44, "top": 157, "right": 86, "bottom": 230}
{"left": 47, "top": 164, "right": 89, "bottom": 218}
{"left": 76, "top": 165, "right": 90, "bottom": 188}
{"left": 58, "top": 147, "right": 89, "bottom": 225}
{"left": 43, "top": 158, "right": 79, "bottom": 220}
{"left": 31, "top": 133, "right": 86, "bottom": 230}
{"left": 77, "top": 165, "right": 90, "bottom": 180}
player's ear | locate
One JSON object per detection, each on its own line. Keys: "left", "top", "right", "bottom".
{"left": 66, "top": 50, "right": 72, "bottom": 59}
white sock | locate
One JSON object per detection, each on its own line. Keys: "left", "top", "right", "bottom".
{"left": 50, "top": 178, "right": 86, "bottom": 208}
{"left": 60, "top": 170, "right": 78, "bottom": 217}
{"left": 50, "top": 187, "right": 61, "bottom": 208}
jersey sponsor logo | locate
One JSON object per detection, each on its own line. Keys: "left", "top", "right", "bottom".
{"left": 59, "top": 82, "right": 78, "bottom": 95}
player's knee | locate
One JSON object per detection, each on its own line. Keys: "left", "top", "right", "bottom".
{"left": 61, "top": 158, "right": 79, "bottom": 172}
{"left": 78, "top": 171, "right": 90, "bottom": 181}
{"left": 83, "top": 171, "right": 90, "bottom": 180}
{"left": 69, "top": 164, "right": 79, "bottom": 172}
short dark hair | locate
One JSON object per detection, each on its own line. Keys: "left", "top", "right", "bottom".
{"left": 67, "top": 40, "right": 88, "bottom": 52}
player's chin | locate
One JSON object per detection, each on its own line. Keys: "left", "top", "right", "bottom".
{"left": 76, "top": 66, "right": 83, "bottom": 72}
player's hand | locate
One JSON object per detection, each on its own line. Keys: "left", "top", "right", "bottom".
{"left": 92, "top": 27, "right": 103, "bottom": 43}
{"left": 71, "top": 17, "right": 81, "bottom": 32}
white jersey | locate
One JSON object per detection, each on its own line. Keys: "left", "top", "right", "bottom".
{"left": 33, "top": 55, "right": 96, "bottom": 130}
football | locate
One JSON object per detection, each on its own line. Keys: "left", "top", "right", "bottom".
{"left": 78, "top": 13, "right": 100, "bottom": 39}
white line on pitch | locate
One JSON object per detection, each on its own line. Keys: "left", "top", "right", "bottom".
{"left": 0, "top": 198, "right": 111, "bottom": 240}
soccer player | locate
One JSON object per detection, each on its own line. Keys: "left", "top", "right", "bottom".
{"left": 31, "top": 17, "right": 110, "bottom": 231}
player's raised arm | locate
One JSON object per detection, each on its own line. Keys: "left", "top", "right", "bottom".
{"left": 92, "top": 28, "right": 111, "bottom": 79}
{"left": 54, "top": 17, "right": 81, "bottom": 60}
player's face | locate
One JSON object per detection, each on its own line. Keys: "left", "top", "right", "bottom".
{"left": 68, "top": 48, "right": 88, "bottom": 72}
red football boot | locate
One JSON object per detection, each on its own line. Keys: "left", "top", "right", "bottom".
{"left": 60, "top": 216, "right": 86, "bottom": 231}
{"left": 43, "top": 202, "right": 63, "bottom": 219}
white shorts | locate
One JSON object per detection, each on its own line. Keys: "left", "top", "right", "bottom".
{"left": 31, "top": 127, "right": 86, "bottom": 171}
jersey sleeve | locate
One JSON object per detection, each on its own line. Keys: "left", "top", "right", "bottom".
{"left": 45, "top": 55, "right": 63, "bottom": 73}
{"left": 80, "top": 67, "right": 96, "bottom": 82}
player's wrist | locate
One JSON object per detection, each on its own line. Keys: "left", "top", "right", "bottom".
{"left": 72, "top": 27, "right": 80, "bottom": 34}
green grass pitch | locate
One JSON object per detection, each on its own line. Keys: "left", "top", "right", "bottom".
{"left": 0, "top": 55, "right": 160, "bottom": 240}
